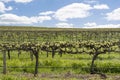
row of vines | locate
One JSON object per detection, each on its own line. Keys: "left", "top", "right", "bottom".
{"left": 0, "top": 29, "right": 120, "bottom": 77}
{"left": 0, "top": 40, "right": 120, "bottom": 76}
{"left": 0, "top": 31, "right": 120, "bottom": 42}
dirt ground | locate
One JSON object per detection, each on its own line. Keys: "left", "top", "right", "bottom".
{"left": 10, "top": 72, "right": 120, "bottom": 80}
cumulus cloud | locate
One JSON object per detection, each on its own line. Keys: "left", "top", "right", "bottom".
{"left": 84, "top": 22, "right": 97, "bottom": 27}
{"left": 84, "top": 22, "right": 120, "bottom": 28}
{"left": 0, "top": 0, "right": 33, "bottom": 12}
{"left": 39, "top": 11, "right": 55, "bottom": 15}
{"left": 93, "top": 4, "right": 109, "bottom": 9}
{"left": 106, "top": 8, "right": 120, "bottom": 21}
{"left": 54, "top": 3, "right": 92, "bottom": 21}
{"left": 0, "top": 0, "right": 12, "bottom": 3}
{"left": 15, "top": 0, "right": 33, "bottom": 3}
{"left": 0, "top": 14, "right": 51, "bottom": 25}
{"left": 0, "top": 1, "right": 12, "bottom": 13}
{"left": 33, "top": 16, "right": 52, "bottom": 23}
{"left": 0, "top": 0, "right": 33, "bottom": 3}
{"left": 56, "top": 22, "right": 74, "bottom": 28}
{"left": 53, "top": 3, "right": 110, "bottom": 21}
{"left": 84, "top": 0, "right": 98, "bottom": 4}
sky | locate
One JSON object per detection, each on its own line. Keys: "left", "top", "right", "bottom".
{"left": 0, "top": 0, "right": 120, "bottom": 28}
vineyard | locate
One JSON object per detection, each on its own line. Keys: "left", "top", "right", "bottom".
{"left": 0, "top": 27, "right": 120, "bottom": 80}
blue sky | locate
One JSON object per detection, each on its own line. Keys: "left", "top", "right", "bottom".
{"left": 0, "top": 0, "right": 120, "bottom": 28}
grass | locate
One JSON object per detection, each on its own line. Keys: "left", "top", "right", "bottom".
{"left": 0, "top": 51, "right": 120, "bottom": 73}
{"left": 0, "top": 51, "right": 120, "bottom": 79}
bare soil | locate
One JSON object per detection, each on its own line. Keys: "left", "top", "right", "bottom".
{"left": 10, "top": 72, "right": 120, "bottom": 80}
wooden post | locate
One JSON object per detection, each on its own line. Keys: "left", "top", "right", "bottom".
{"left": 33, "top": 51, "right": 39, "bottom": 77}
{"left": 30, "top": 52, "right": 33, "bottom": 61}
{"left": 7, "top": 50, "right": 10, "bottom": 59}
{"left": 18, "top": 50, "right": 21, "bottom": 58}
{"left": 59, "top": 49, "right": 62, "bottom": 57}
{"left": 47, "top": 51, "right": 49, "bottom": 57}
{"left": 3, "top": 50, "right": 7, "bottom": 74}
{"left": 52, "top": 49, "right": 55, "bottom": 58}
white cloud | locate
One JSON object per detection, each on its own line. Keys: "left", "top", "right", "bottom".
{"left": 84, "top": 0, "right": 98, "bottom": 4}
{"left": 53, "top": 3, "right": 109, "bottom": 21}
{"left": 84, "top": 22, "right": 120, "bottom": 28}
{"left": 39, "top": 11, "right": 55, "bottom": 15}
{"left": 15, "top": 0, "right": 33, "bottom": 3}
{"left": 0, "top": 1, "right": 12, "bottom": 13}
{"left": 106, "top": 8, "right": 120, "bottom": 21}
{"left": 54, "top": 3, "right": 92, "bottom": 21}
{"left": 56, "top": 22, "right": 74, "bottom": 28}
{"left": 0, "top": 14, "right": 51, "bottom": 25}
{"left": 0, "top": 0, "right": 33, "bottom": 3}
{"left": 84, "top": 22, "right": 97, "bottom": 27}
{"left": 93, "top": 4, "right": 109, "bottom": 9}
{"left": 33, "top": 16, "right": 51, "bottom": 23}
{"left": 0, "top": 0, "right": 12, "bottom": 3}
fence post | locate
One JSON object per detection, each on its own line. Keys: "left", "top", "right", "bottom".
{"left": 30, "top": 52, "right": 34, "bottom": 61}
{"left": 3, "top": 50, "right": 7, "bottom": 74}
{"left": 8, "top": 50, "right": 10, "bottom": 59}
{"left": 33, "top": 51, "right": 39, "bottom": 77}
